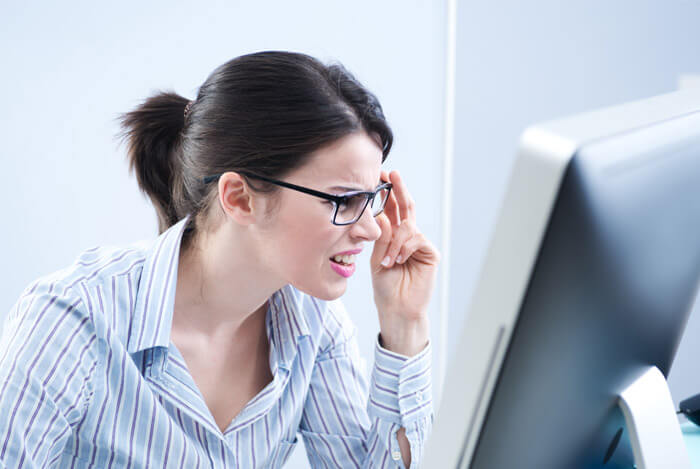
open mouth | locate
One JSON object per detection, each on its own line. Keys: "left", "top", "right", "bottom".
{"left": 330, "top": 253, "right": 357, "bottom": 266}
{"left": 330, "top": 258, "right": 353, "bottom": 266}
{"left": 329, "top": 256, "right": 356, "bottom": 278}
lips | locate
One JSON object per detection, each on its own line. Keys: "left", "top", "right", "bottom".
{"left": 331, "top": 248, "right": 362, "bottom": 259}
{"left": 329, "top": 248, "right": 361, "bottom": 278}
{"left": 330, "top": 258, "right": 356, "bottom": 278}
{"left": 331, "top": 248, "right": 363, "bottom": 257}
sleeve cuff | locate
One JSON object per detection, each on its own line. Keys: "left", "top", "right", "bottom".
{"left": 368, "top": 333, "right": 432, "bottom": 426}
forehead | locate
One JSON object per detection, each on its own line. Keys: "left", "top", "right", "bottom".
{"left": 300, "top": 132, "right": 383, "bottom": 190}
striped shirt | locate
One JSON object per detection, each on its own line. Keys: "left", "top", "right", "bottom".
{"left": 0, "top": 215, "right": 433, "bottom": 468}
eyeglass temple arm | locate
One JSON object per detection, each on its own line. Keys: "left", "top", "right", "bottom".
{"left": 203, "top": 172, "right": 391, "bottom": 203}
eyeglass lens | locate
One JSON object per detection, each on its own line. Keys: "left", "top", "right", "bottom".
{"left": 335, "top": 187, "right": 391, "bottom": 224}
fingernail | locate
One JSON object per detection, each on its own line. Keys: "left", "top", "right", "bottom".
{"left": 396, "top": 255, "right": 402, "bottom": 264}
{"left": 381, "top": 256, "right": 391, "bottom": 267}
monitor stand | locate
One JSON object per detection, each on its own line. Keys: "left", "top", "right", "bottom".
{"left": 618, "top": 366, "right": 690, "bottom": 468}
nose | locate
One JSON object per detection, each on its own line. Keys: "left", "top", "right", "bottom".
{"left": 350, "top": 205, "right": 382, "bottom": 241}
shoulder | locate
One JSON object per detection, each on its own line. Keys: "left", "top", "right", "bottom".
{"left": 0, "top": 268, "right": 101, "bottom": 424}
{"left": 0, "top": 240, "right": 154, "bottom": 419}
{"left": 12, "top": 241, "right": 146, "bottom": 320}
{"left": 3, "top": 239, "right": 151, "bottom": 363}
{"left": 64, "top": 240, "right": 150, "bottom": 293}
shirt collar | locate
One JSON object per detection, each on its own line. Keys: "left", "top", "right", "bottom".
{"left": 127, "top": 215, "right": 311, "bottom": 359}
{"left": 128, "top": 215, "right": 191, "bottom": 354}
{"left": 267, "top": 284, "right": 311, "bottom": 372}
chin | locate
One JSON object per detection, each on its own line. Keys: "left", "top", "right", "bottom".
{"left": 316, "top": 288, "right": 346, "bottom": 301}
{"left": 294, "top": 279, "right": 347, "bottom": 301}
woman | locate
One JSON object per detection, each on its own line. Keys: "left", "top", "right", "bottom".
{"left": 0, "top": 51, "right": 439, "bottom": 468}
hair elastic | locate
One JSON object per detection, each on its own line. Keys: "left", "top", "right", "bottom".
{"left": 184, "top": 100, "right": 194, "bottom": 119}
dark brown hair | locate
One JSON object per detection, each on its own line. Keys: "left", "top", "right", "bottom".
{"left": 118, "top": 51, "right": 393, "bottom": 245}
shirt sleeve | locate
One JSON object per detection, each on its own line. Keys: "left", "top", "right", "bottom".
{"left": 0, "top": 281, "right": 100, "bottom": 468}
{"left": 300, "top": 299, "right": 433, "bottom": 469}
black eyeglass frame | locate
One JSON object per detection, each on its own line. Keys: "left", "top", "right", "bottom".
{"left": 202, "top": 172, "right": 393, "bottom": 226}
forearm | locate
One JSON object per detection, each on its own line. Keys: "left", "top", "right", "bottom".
{"left": 397, "top": 426, "right": 411, "bottom": 468}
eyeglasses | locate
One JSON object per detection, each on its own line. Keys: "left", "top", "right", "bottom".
{"left": 202, "top": 172, "right": 393, "bottom": 226}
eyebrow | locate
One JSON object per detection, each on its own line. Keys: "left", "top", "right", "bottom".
{"left": 329, "top": 185, "right": 368, "bottom": 192}
{"left": 328, "top": 179, "right": 384, "bottom": 193}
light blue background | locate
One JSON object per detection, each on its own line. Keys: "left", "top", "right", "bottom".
{"left": 2, "top": 1, "right": 700, "bottom": 467}
{"left": 0, "top": 2, "right": 446, "bottom": 466}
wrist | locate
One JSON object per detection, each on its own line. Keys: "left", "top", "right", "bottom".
{"left": 378, "top": 316, "right": 430, "bottom": 357}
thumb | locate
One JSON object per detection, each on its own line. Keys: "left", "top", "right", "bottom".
{"left": 371, "top": 213, "right": 393, "bottom": 269}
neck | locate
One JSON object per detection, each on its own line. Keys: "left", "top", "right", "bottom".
{"left": 172, "top": 221, "right": 284, "bottom": 342}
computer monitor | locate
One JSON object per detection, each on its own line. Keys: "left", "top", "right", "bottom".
{"left": 424, "top": 89, "right": 700, "bottom": 468}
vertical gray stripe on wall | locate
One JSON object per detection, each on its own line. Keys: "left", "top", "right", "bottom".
{"left": 438, "top": 0, "right": 457, "bottom": 412}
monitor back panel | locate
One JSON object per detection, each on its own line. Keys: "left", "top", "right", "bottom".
{"left": 469, "top": 112, "right": 700, "bottom": 468}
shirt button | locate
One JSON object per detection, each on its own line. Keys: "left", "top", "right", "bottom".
{"left": 392, "top": 451, "right": 401, "bottom": 461}
{"left": 416, "top": 392, "right": 423, "bottom": 402}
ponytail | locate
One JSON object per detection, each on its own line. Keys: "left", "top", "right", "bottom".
{"left": 118, "top": 92, "right": 189, "bottom": 234}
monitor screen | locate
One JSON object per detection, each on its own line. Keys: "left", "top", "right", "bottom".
{"left": 424, "top": 89, "right": 700, "bottom": 468}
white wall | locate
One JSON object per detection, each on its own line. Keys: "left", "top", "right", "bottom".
{"left": 449, "top": 0, "right": 700, "bottom": 412}
{"left": 5, "top": 0, "right": 700, "bottom": 464}
{"left": 0, "top": 2, "right": 447, "bottom": 467}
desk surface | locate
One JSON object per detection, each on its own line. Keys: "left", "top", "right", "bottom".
{"left": 682, "top": 422, "right": 700, "bottom": 467}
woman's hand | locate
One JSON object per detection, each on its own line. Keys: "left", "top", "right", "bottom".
{"left": 370, "top": 170, "right": 440, "bottom": 356}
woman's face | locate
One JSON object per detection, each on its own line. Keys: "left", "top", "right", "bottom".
{"left": 256, "top": 131, "right": 384, "bottom": 301}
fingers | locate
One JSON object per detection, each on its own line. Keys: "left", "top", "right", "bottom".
{"left": 381, "top": 219, "right": 417, "bottom": 268}
{"left": 374, "top": 212, "right": 392, "bottom": 248}
{"left": 374, "top": 169, "right": 421, "bottom": 268}
{"left": 381, "top": 170, "right": 400, "bottom": 227}
{"left": 375, "top": 221, "right": 439, "bottom": 271}
{"left": 388, "top": 171, "right": 416, "bottom": 225}
{"left": 397, "top": 232, "right": 441, "bottom": 265}
{"left": 396, "top": 232, "right": 424, "bottom": 265}
{"left": 371, "top": 213, "right": 393, "bottom": 271}
{"left": 380, "top": 169, "right": 391, "bottom": 185}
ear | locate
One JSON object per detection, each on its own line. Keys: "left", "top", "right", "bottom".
{"left": 217, "top": 172, "right": 261, "bottom": 225}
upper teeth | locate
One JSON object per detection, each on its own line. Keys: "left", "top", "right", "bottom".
{"left": 333, "top": 254, "right": 356, "bottom": 264}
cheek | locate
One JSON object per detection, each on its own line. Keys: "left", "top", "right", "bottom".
{"left": 278, "top": 215, "right": 337, "bottom": 264}
{"left": 270, "top": 197, "right": 345, "bottom": 271}
{"left": 293, "top": 228, "right": 338, "bottom": 265}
